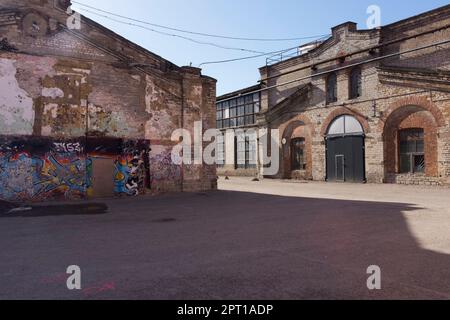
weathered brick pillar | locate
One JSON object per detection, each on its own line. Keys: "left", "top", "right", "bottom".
{"left": 181, "top": 67, "right": 217, "bottom": 192}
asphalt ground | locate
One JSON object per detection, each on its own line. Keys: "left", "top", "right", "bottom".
{"left": 0, "top": 178, "right": 449, "bottom": 300}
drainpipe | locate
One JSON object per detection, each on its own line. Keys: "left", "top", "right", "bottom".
{"left": 180, "top": 76, "right": 185, "bottom": 193}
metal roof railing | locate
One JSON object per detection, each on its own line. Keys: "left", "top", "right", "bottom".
{"left": 266, "top": 40, "right": 325, "bottom": 66}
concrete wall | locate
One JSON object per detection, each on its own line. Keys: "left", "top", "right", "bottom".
{"left": 0, "top": 0, "right": 217, "bottom": 202}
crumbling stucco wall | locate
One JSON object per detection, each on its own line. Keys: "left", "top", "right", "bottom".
{"left": 0, "top": 0, "right": 217, "bottom": 202}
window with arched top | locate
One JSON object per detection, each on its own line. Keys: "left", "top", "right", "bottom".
{"left": 326, "top": 73, "right": 338, "bottom": 104}
{"left": 349, "top": 67, "right": 362, "bottom": 99}
{"left": 327, "top": 115, "right": 364, "bottom": 136}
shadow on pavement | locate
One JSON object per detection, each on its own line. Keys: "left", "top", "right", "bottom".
{"left": 0, "top": 202, "right": 108, "bottom": 218}
{"left": 0, "top": 190, "right": 449, "bottom": 299}
{"left": 0, "top": 199, "right": 16, "bottom": 214}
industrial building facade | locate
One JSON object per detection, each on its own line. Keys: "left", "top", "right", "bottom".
{"left": 217, "top": 5, "right": 450, "bottom": 185}
{"left": 0, "top": 0, "right": 217, "bottom": 202}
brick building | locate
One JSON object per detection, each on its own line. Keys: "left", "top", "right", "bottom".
{"left": 217, "top": 5, "right": 450, "bottom": 185}
{"left": 0, "top": 0, "right": 217, "bottom": 202}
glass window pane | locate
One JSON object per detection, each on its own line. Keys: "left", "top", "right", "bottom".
{"left": 223, "top": 107, "right": 230, "bottom": 119}
{"left": 414, "top": 155, "right": 425, "bottom": 173}
{"left": 327, "top": 116, "right": 345, "bottom": 135}
{"left": 400, "top": 154, "right": 411, "bottom": 173}
{"left": 400, "top": 141, "right": 408, "bottom": 154}
{"left": 416, "top": 140, "right": 424, "bottom": 153}
{"left": 344, "top": 115, "right": 364, "bottom": 134}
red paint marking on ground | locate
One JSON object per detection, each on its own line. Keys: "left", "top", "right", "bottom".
{"left": 82, "top": 281, "right": 116, "bottom": 296}
{"left": 40, "top": 273, "right": 67, "bottom": 284}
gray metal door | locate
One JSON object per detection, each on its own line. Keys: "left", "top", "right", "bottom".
{"left": 335, "top": 155, "right": 345, "bottom": 181}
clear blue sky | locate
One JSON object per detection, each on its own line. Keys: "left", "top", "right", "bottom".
{"left": 72, "top": 0, "right": 449, "bottom": 96}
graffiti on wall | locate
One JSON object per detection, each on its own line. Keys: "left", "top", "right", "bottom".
{"left": 0, "top": 138, "right": 90, "bottom": 201}
{"left": 32, "top": 153, "right": 90, "bottom": 200}
{"left": 0, "top": 136, "right": 150, "bottom": 201}
{"left": 150, "top": 150, "right": 181, "bottom": 183}
{"left": 114, "top": 154, "right": 145, "bottom": 196}
{"left": 113, "top": 140, "right": 149, "bottom": 196}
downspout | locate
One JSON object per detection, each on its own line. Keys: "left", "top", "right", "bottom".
{"left": 85, "top": 95, "right": 89, "bottom": 199}
{"left": 180, "top": 76, "right": 185, "bottom": 193}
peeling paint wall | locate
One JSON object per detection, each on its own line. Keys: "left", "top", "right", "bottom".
{"left": 0, "top": 1, "right": 216, "bottom": 202}
{"left": 0, "top": 58, "right": 34, "bottom": 135}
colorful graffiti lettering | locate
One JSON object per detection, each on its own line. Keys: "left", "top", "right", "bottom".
{"left": 33, "top": 154, "right": 89, "bottom": 200}
{"left": 0, "top": 152, "right": 35, "bottom": 200}
{"left": 0, "top": 137, "right": 150, "bottom": 201}
{"left": 0, "top": 151, "right": 90, "bottom": 202}
{"left": 53, "top": 142, "right": 82, "bottom": 153}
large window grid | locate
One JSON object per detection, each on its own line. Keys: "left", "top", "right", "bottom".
{"left": 235, "top": 132, "right": 257, "bottom": 169}
{"left": 216, "top": 134, "right": 225, "bottom": 168}
{"left": 216, "top": 93, "right": 260, "bottom": 129}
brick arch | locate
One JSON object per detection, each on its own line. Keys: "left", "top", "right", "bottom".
{"left": 320, "top": 107, "right": 370, "bottom": 136}
{"left": 278, "top": 114, "right": 315, "bottom": 180}
{"left": 278, "top": 114, "right": 314, "bottom": 180}
{"left": 279, "top": 114, "right": 314, "bottom": 138}
{"left": 382, "top": 103, "right": 440, "bottom": 179}
{"left": 379, "top": 96, "right": 446, "bottom": 131}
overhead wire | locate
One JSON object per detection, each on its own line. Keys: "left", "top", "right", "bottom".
{"left": 77, "top": 8, "right": 267, "bottom": 55}
{"left": 216, "top": 38, "right": 450, "bottom": 103}
{"left": 75, "top": 6, "right": 330, "bottom": 66}
{"left": 72, "top": 1, "right": 330, "bottom": 42}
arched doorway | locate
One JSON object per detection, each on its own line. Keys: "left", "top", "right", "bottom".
{"left": 326, "top": 115, "right": 365, "bottom": 182}
{"left": 281, "top": 119, "right": 313, "bottom": 180}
